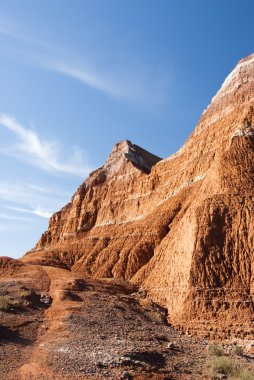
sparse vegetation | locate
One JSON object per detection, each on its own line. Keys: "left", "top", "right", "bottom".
{"left": 208, "top": 356, "right": 254, "bottom": 380}
{"left": 147, "top": 310, "right": 164, "bottom": 324}
{"left": 0, "top": 295, "right": 13, "bottom": 310}
{"left": 209, "top": 343, "right": 225, "bottom": 356}
{"left": 0, "top": 291, "right": 26, "bottom": 310}
{"left": 208, "top": 356, "right": 240, "bottom": 377}
{"left": 231, "top": 344, "right": 244, "bottom": 356}
{"left": 20, "top": 289, "right": 31, "bottom": 298}
{"left": 230, "top": 368, "right": 254, "bottom": 380}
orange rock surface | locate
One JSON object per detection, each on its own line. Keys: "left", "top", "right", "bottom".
{"left": 23, "top": 53, "right": 254, "bottom": 338}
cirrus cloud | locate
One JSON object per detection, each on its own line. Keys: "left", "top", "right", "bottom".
{"left": 6, "top": 205, "right": 52, "bottom": 219}
{"left": 0, "top": 18, "right": 171, "bottom": 109}
{"left": 0, "top": 114, "right": 92, "bottom": 178}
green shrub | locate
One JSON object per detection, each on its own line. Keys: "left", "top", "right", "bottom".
{"left": 208, "top": 356, "right": 254, "bottom": 380}
{"left": 208, "top": 356, "right": 240, "bottom": 378}
{"left": 209, "top": 343, "right": 225, "bottom": 356}
{"left": 20, "top": 289, "right": 31, "bottom": 298}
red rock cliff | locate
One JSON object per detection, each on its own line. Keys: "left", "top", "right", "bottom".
{"left": 23, "top": 53, "right": 254, "bottom": 339}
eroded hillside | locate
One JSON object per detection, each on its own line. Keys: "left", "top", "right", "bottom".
{"left": 21, "top": 53, "right": 254, "bottom": 340}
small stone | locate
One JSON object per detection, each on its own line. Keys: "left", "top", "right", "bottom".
{"left": 40, "top": 293, "right": 52, "bottom": 305}
{"left": 167, "top": 341, "right": 175, "bottom": 349}
{"left": 215, "top": 374, "right": 227, "bottom": 380}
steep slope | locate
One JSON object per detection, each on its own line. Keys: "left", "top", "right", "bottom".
{"left": 23, "top": 53, "right": 254, "bottom": 338}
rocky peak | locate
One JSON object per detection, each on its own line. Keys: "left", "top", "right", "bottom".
{"left": 212, "top": 53, "right": 254, "bottom": 104}
{"left": 103, "top": 140, "right": 162, "bottom": 175}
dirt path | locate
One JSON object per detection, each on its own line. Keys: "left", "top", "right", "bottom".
{"left": 11, "top": 266, "right": 209, "bottom": 380}
{"left": 1, "top": 264, "right": 211, "bottom": 380}
{"left": 18, "top": 266, "right": 81, "bottom": 380}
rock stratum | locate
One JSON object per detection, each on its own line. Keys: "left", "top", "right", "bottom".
{"left": 23, "top": 53, "right": 254, "bottom": 340}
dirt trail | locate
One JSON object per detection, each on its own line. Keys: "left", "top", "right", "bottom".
{"left": 5, "top": 264, "right": 210, "bottom": 380}
{"left": 18, "top": 266, "right": 80, "bottom": 380}
{"left": 2, "top": 261, "right": 253, "bottom": 380}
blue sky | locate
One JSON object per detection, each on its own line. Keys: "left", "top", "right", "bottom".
{"left": 0, "top": 0, "right": 253, "bottom": 258}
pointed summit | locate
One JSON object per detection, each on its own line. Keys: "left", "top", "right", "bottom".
{"left": 105, "top": 140, "right": 162, "bottom": 174}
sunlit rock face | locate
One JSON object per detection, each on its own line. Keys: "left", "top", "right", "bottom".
{"left": 23, "top": 53, "right": 254, "bottom": 339}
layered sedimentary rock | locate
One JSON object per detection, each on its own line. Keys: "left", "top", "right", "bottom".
{"left": 23, "top": 53, "right": 254, "bottom": 338}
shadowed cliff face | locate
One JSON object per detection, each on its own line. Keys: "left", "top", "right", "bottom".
{"left": 22, "top": 53, "right": 254, "bottom": 339}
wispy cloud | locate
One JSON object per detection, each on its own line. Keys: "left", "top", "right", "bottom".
{"left": 0, "top": 18, "right": 171, "bottom": 107}
{"left": 0, "top": 181, "right": 68, "bottom": 215}
{"left": 23, "top": 182, "right": 71, "bottom": 198}
{"left": 33, "top": 208, "right": 52, "bottom": 218}
{"left": 0, "top": 181, "right": 67, "bottom": 228}
{"left": 0, "top": 114, "right": 92, "bottom": 178}
{"left": 44, "top": 60, "right": 122, "bottom": 100}
{"left": 41, "top": 58, "right": 170, "bottom": 107}
{"left": 0, "top": 213, "right": 32, "bottom": 222}
{"left": 6, "top": 205, "right": 52, "bottom": 219}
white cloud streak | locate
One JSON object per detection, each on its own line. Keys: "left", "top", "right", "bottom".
{"left": 0, "top": 181, "right": 67, "bottom": 213}
{"left": 6, "top": 205, "right": 52, "bottom": 219}
{"left": 0, "top": 19, "right": 171, "bottom": 107}
{"left": 0, "top": 181, "right": 65, "bottom": 226}
{"left": 23, "top": 182, "right": 71, "bottom": 198}
{"left": 38, "top": 56, "right": 170, "bottom": 107}
{"left": 0, "top": 114, "right": 92, "bottom": 178}
{"left": 45, "top": 60, "right": 121, "bottom": 100}
{"left": 0, "top": 213, "right": 32, "bottom": 222}
{"left": 33, "top": 208, "right": 52, "bottom": 218}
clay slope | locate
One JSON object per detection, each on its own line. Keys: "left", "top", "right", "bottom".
{"left": 23, "top": 53, "right": 254, "bottom": 339}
